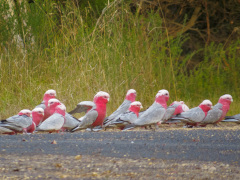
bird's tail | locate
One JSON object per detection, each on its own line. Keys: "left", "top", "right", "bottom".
{"left": 222, "top": 118, "right": 239, "bottom": 122}
{"left": 122, "top": 124, "right": 135, "bottom": 131}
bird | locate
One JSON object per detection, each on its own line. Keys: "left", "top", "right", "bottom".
{"left": 35, "top": 89, "right": 57, "bottom": 121}
{"left": 26, "top": 108, "right": 44, "bottom": 133}
{"left": 106, "top": 101, "right": 143, "bottom": 130}
{"left": 170, "top": 100, "right": 213, "bottom": 127}
{"left": 36, "top": 99, "right": 66, "bottom": 132}
{"left": 71, "top": 91, "right": 110, "bottom": 132}
{"left": 162, "top": 101, "right": 189, "bottom": 123}
{"left": 223, "top": 114, "right": 240, "bottom": 123}
{"left": 200, "top": 94, "right": 233, "bottom": 126}
{"left": 103, "top": 89, "right": 137, "bottom": 125}
{"left": 0, "top": 109, "right": 32, "bottom": 134}
{"left": 123, "top": 89, "right": 169, "bottom": 130}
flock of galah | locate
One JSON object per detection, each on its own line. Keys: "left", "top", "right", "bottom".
{"left": 0, "top": 88, "right": 238, "bottom": 135}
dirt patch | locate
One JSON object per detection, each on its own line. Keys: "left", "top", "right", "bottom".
{"left": 0, "top": 154, "right": 239, "bottom": 179}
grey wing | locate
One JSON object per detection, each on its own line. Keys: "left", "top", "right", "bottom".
{"left": 135, "top": 102, "right": 166, "bottom": 126}
{"left": 104, "top": 100, "right": 131, "bottom": 123}
{"left": 6, "top": 115, "right": 32, "bottom": 128}
{"left": 201, "top": 108, "right": 222, "bottom": 124}
{"left": 162, "top": 105, "right": 177, "bottom": 122}
{"left": 77, "top": 110, "right": 98, "bottom": 129}
{"left": 5, "top": 115, "right": 20, "bottom": 122}
{"left": 37, "top": 113, "right": 64, "bottom": 131}
{"left": 117, "top": 111, "right": 138, "bottom": 124}
{"left": 35, "top": 101, "right": 46, "bottom": 109}
{"left": 68, "top": 101, "right": 96, "bottom": 114}
{"left": 0, "top": 124, "right": 23, "bottom": 132}
{"left": 179, "top": 107, "right": 205, "bottom": 123}
{"left": 0, "top": 126, "right": 14, "bottom": 133}
{"left": 63, "top": 113, "right": 81, "bottom": 129}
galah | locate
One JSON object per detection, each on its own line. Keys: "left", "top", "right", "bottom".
{"left": 71, "top": 91, "right": 110, "bottom": 132}
{"left": 170, "top": 100, "right": 213, "bottom": 127}
{"left": 104, "top": 89, "right": 137, "bottom": 125}
{"left": 107, "top": 101, "right": 143, "bottom": 129}
{"left": 123, "top": 89, "right": 169, "bottom": 130}
{"left": 35, "top": 89, "right": 56, "bottom": 121}
{"left": 223, "top": 114, "right": 240, "bottom": 123}
{"left": 27, "top": 108, "right": 44, "bottom": 133}
{"left": 200, "top": 94, "right": 233, "bottom": 126}
{"left": 36, "top": 99, "right": 66, "bottom": 132}
{"left": 0, "top": 109, "right": 32, "bottom": 134}
{"left": 162, "top": 101, "right": 189, "bottom": 123}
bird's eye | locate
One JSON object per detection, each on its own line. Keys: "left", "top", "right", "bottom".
{"left": 165, "top": 93, "right": 168, "bottom": 95}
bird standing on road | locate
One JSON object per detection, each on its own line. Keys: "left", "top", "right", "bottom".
{"left": 170, "top": 100, "right": 213, "bottom": 127}
{"left": 0, "top": 109, "right": 32, "bottom": 134}
{"left": 200, "top": 94, "right": 233, "bottom": 126}
{"left": 71, "top": 91, "right": 110, "bottom": 132}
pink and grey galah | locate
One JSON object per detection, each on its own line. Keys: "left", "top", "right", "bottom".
{"left": 162, "top": 101, "right": 189, "bottom": 123}
{"left": 200, "top": 94, "right": 233, "bottom": 126}
{"left": 71, "top": 91, "right": 110, "bottom": 132}
{"left": 103, "top": 89, "right": 137, "bottom": 125}
{"left": 27, "top": 108, "right": 44, "bottom": 133}
{"left": 0, "top": 109, "right": 32, "bottom": 134}
{"left": 106, "top": 101, "right": 143, "bottom": 129}
{"left": 36, "top": 99, "right": 66, "bottom": 132}
{"left": 170, "top": 100, "right": 213, "bottom": 127}
{"left": 35, "top": 89, "right": 57, "bottom": 121}
{"left": 123, "top": 89, "right": 169, "bottom": 130}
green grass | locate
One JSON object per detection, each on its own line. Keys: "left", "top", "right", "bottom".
{"left": 0, "top": 1, "right": 239, "bottom": 118}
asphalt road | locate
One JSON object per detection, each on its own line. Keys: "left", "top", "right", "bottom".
{"left": 0, "top": 129, "right": 239, "bottom": 165}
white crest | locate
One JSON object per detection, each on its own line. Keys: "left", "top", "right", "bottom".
{"left": 156, "top": 89, "right": 169, "bottom": 97}
{"left": 45, "top": 89, "right": 56, "bottom": 96}
{"left": 19, "top": 109, "right": 32, "bottom": 114}
{"left": 220, "top": 94, "right": 233, "bottom": 102}
{"left": 182, "top": 104, "right": 189, "bottom": 112}
{"left": 172, "top": 101, "right": 183, "bottom": 105}
{"left": 130, "top": 101, "right": 143, "bottom": 108}
{"left": 94, "top": 91, "right": 110, "bottom": 101}
{"left": 56, "top": 104, "right": 66, "bottom": 111}
{"left": 48, "top": 98, "right": 61, "bottom": 106}
{"left": 32, "top": 107, "right": 44, "bottom": 113}
{"left": 201, "top": 99, "right": 213, "bottom": 106}
{"left": 127, "top": 89, "right": 136, "bottom": 95}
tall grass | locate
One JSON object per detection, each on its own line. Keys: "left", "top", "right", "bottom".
{"left": 0, "top": 1, "right": 239, "bottom": 118}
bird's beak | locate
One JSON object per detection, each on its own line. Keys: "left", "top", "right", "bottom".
{"left": 231, "top": 99, "right": 233, "bottom": 102}
{"left": 140, "top": 105, "right": 143, "bottom": 109}
{"left": 107, "top": 97, "right": 110, "bottom": 102}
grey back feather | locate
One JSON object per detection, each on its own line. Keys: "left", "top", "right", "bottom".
{"left": 201, "top": 103, "right": 222, "bottom": 124}
{"left": 134, "top": 102, "right": 166, "bottom": 126}
{"left": 175, "top": 107, "right": 205, "bottom": 123}
{"left": 104, "top": 99, "right": 131, "bottom": 124}
{"left": 63, "top": 113, "right": 81, "bottom": 129}
{"left": 68, "top": 101, "right": 96, "bottom": 114}
{"left": 162, "top": 104, "right": 179, "bottom": 122}
{"left": 76, "top": 110, "right": 98, "bottom": 129}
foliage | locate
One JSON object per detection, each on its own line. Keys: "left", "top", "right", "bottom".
{"left": 0, "top": 0, "right": 239, "bottom": 118}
